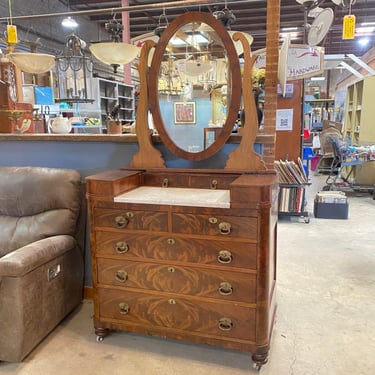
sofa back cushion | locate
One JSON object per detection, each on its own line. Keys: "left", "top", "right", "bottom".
{"left": 0, "top": 167, "right": 82, "bottom": 257}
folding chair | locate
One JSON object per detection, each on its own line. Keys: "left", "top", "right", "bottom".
{"left": 325, "top": 138, "right": 365, "bottom": 189}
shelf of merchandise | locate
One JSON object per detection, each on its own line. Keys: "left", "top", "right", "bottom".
{"left": 275, "top": 159, "right": 310, "bottom": 223}
{"left": 81, "top": 78, "right": 135, "bottom": 132}
{"left": 304, "top": 99, "right": 335, "bottom": 131}
{"left": 343, "top": 76, "right": 375, "bottom": 146}
{"left": 278, "top": 183, "right": 310, "bottom": 223}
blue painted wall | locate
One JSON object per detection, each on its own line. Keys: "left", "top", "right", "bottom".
{"left": 0, "top": 139, "right": 262, "bottom": 285}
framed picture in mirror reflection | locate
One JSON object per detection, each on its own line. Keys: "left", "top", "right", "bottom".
{"left": 174, "top": 102, "right": 196, "bottom": 124}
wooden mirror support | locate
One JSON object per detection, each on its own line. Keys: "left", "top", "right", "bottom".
{"left": 131, "top": 11, "right": 266, "bottom": 170}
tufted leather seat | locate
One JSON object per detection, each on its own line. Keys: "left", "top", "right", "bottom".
{"left": 0, "top": 166, "right": 85, "bottom": 362}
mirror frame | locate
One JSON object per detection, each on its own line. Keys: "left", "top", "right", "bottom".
{"left": 149, "top": 11, "right": 242, "bottom": 161}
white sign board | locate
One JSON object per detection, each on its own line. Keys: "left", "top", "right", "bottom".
{"left": 287, "top": 45, "right": 324, "bottom": 79}
{"left": 254, "top": 44, "right": 324, "bottom": 81}
{"left": 276, "top": 109, "right": 293, "bottom": 131}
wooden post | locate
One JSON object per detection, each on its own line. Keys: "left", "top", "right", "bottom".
{"left": 262, "top": 0, "right": 280, "bottom": 168}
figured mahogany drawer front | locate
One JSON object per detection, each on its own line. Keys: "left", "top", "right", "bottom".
{"left": 94, "top": 208, "right": 168, "bottom": 232}
{"left": 97, "top": 259, "right": 256, "bottom": 303}
{"left": 95, "top": 231, "right": 257, "bottom": 269}
{"left": 172, "top": 213, "right": 257, "bottom": 239}
{"left": 98, "top": 288, "right": 256, "bottom": 341}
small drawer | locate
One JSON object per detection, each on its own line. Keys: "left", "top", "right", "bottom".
{"left": 172, "top": 213, "right": 257, "bottom": 239}
{"left": 93, "top": 208, "right": 168, "bottom": 232}
{"left": 95, "top": 231, "right": 257, "bottom": 269}
{"left": 97, "top": 259, "right": 256, "bottom": 303}
{"left": 98, "top": 288, "right": 256, "bottom": 341}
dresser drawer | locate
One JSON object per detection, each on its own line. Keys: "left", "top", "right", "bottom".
{"left": 97, "top": 259, "right": 256, "bottom": 303}
{"left": 93, "top": 208, "right": 168, "bottom": 232}
{"left": 95, "top": 231, "right": 257, "bottom": 269}
{"left": 98, "top": 288, "right": 256, "bottom": 341}
{"left": 172, "top": 213, "right": 257, "bottom": 239}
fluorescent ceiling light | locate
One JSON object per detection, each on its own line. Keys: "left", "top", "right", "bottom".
{"left": 356, "top": 26, "right": 375, "bottom": 35}
{"left": 324, "top": 54, "right": 345, "bottom": 60}
{"left": 281, "top": 27, "right": 299, "bottom": 32}
{"left": 62, "top": 16, "right": 78, "bottom": 29}
{"left": 170, "top": 34, "right": 209, "bottom": 47}
{"left": 361, "top": 22, "right": 375, "bottom": 26}
{"left": 310, "top": 76, "right": 325, "bottom": 81}
{"left": 358, "top": 38, "right": 370, "bottom": 47}
{"left": 280, "top": 32, "right": 300, "bottom": 39}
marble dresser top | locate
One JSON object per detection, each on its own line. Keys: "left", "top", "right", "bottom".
{"left": 114, "top": 186, "right": 230, "bottom": 208}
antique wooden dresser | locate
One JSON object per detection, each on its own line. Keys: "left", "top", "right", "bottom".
{"left": 86, "top": 11, "right": 278, "bottom": 370}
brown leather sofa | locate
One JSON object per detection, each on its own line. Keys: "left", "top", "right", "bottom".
{"left": 0, "top": 166, "right": 85, "bottom": 362}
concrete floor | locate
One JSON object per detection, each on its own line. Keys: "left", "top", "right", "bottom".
{"left": 1, "top": 175, "right": 375, "bottom": 375}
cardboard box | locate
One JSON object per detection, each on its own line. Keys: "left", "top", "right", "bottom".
{"left": 314, "top": 200, "right": 349, "bottom": 219}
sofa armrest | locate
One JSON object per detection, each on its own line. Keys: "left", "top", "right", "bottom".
{"left": 0, "top": 235, "right": 77, "bottom": 277}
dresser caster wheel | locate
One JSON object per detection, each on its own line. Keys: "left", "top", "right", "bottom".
{"left": 253, "top": 363, "right": 262, "bottom": 371}
{"left": 96, "top": 336, "right": 104, "bottom": 342}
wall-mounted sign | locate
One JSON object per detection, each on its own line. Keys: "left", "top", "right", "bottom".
{"left": 276, "top": 109, "right": 294, "bottom": 131}
{"left": 254, "top": 44, "right": 324, "bottom": 82}
{"left": 277, "top": 83, "right": 294, "bottom": 97}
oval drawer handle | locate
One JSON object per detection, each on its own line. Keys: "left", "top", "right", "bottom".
{"left": 218, "top": 317, "right": 233, "bottom": 331}
{"left": 219, "top": 282, "right": 233, "bottom": 296}
{"left": 115, "top": 241, "right": 129, "bottom": 254}
{"left": 210, "top": 179, "right": 218, "bottom": 189}
{"left": 115, "top": 270, "right": 128, "bottom": 283}
{"left": 118, "top": 302, "right": 130, "bottom": 315}
{"left": 217, "top": 250, "right": 233, "bottom": 264}
{"left": 219, "top": 222, "right": 231, "bottom": 235}
{"left": 114, "top": 215, "right": 128, "bottom": 229}
{"left": 167, "top": 238, "right": 175, "bottom": 245}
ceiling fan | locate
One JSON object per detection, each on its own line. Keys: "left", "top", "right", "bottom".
{"left": 296, "top": 0, "right": 335, "bottom": 46}
{"left": 307, "top": 8, "right": 334, "bottom": 46}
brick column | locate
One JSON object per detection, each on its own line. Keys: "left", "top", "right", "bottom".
{"left": 262, "top": 0, "right": 280, "bottom": 168}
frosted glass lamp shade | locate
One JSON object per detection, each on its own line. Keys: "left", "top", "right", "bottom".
{"left": 89, "top": 42, "right": 140, "bottom": 65}
{"left": 7, "top": 52, "right": 55, "bottom": 74}
{"left": 185, "top": 61, "right": 213, "bottom": 76}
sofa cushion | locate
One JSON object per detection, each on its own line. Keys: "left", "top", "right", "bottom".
{"left": 0, "top": 166, "right": 81, "bottom": 257}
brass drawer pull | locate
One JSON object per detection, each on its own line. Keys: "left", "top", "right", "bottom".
{"left": 115, "top": 241, "right": 129, "bottom": 254}
{"left": 115, "top": 270, "right": 128, "bottom": 283}
{"left": 210, "top": 179, "right": 218, "bottom": 189}
{"left": 114, "top": 215, "right": 128, "bottom": 228}
{"left": 218, "top": 317, "right": 233, "bottom": 331}
{"left": 162, "top": 178, "right": 169, "bottom": 187}
{"left": 217, "top": 250, "right": 233, "bottom": 264}
{"left": 209, "top": 217, "right": 218, "bottom": 224}
{"left": 118, "top": 302, "right": 130, "bottom": 315}
{"left": 219, "top": 222, "right": 231, "bottom": 235}
{"left": 219, "top": 282, "right": 233, "bottom": 296}
{"left": 167, "top": 238, "right": 175, "bottom": 245}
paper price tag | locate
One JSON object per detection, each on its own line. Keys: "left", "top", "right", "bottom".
{"left": 6, "top": 25, "right": 18, "bottom": 44}
{"left": 342, "top": 15, "right": 356, "bottom": 40}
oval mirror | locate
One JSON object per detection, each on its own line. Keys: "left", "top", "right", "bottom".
{"left": 149, "top": 11, "right": 242, "bottom": 161}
